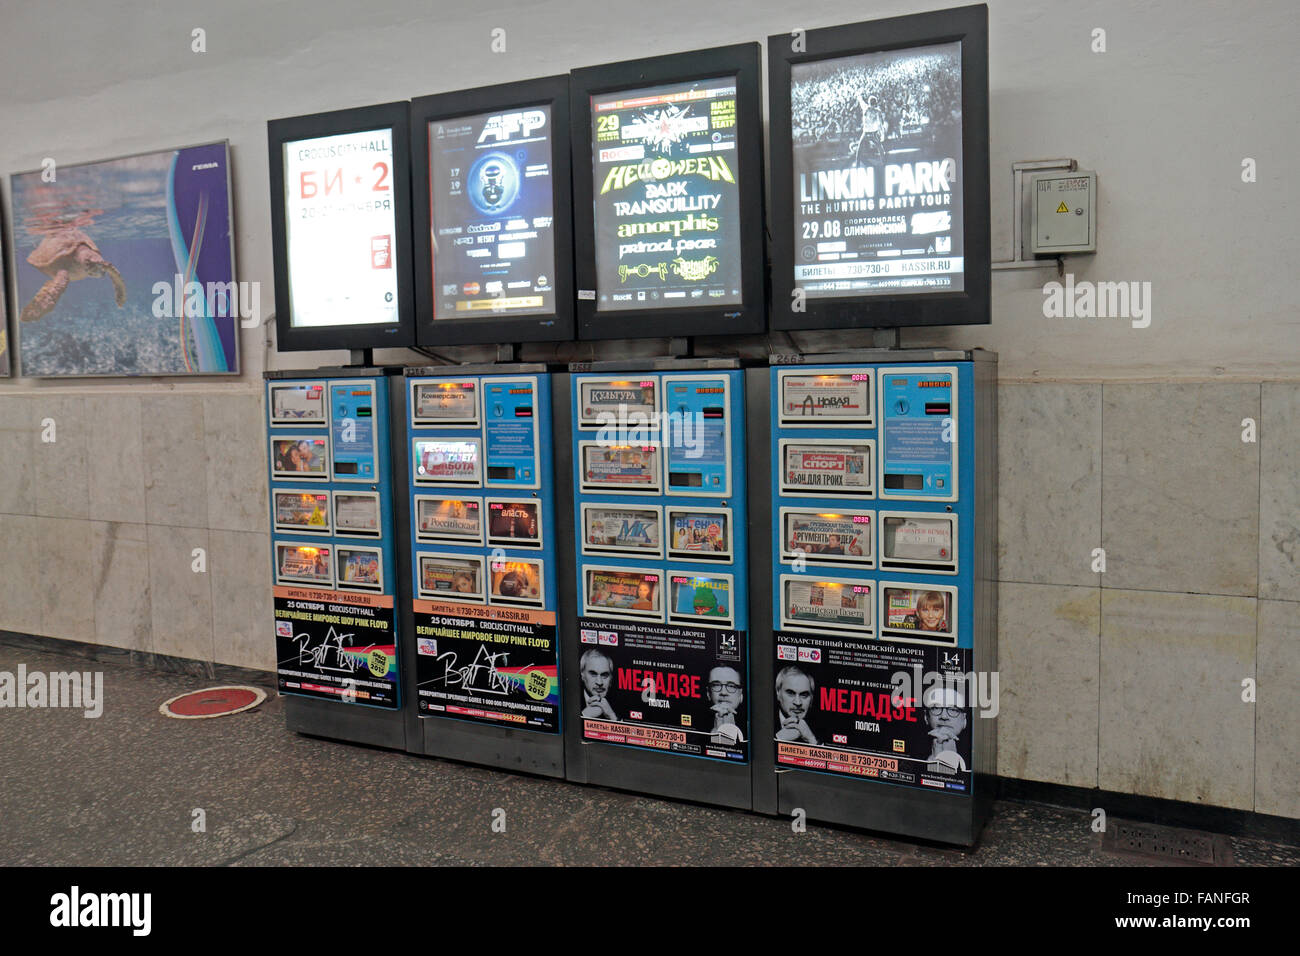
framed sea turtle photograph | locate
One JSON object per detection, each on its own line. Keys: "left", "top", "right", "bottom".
{"left": 7, "top": 142, "right": 239, "bottom": 377}
{"left": 0, "top": 233, "right": 9, "bottom": 378}
{"left": 0, "top": 193, "right": 9, "bottom": 377}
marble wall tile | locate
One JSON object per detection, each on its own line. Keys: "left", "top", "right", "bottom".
{"left": 1260, "top": 384, "right": 1300, "bottom": 601}
{"left": 999, "top": 384, "right": 1102, "bottom": 587}
{"left": 147, "top": 524, "right": 213, "bottom": 662}
{"left": 33, "top": 396, "right": 89, "bottom": 520}
{"left": 204, "top": 392, "right": 268, "bottom": 534}
{"left": 0, "top": 513, "right": 42, "bottom": 634}
{"left": 1102, "top": 384, "right": 1259, "bottom": 596}
{"left": 209, "top": 530, "right": 273, "bottom": 672}
{"left": 0, "top": 395, "right": 36, "bottom": 515}
{"left": 86, "top": 395, "right": 145, "bottom": 524}
{"left": 37, "top": 516, "right": 95, "bottom": 641}
{"left": 1255, "top": 600, "right": 1299, "bottom": 819}
{"left": 1099, "top": 588, "right": 1256, "bottom": 810}
{"left": 142, "top": 396, "right": 208, "bottom": 529}
{"left": 997, "top": 582, "right": 1100, "bottom": 787}
{"left": 91, "top": 521, "right": 152, "bottom": 652}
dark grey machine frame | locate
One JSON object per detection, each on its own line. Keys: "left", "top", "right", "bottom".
{"left": 749, "top": 348, "right": 998, "bottom": 845}
{"left": 557, "top": 358, "right": 757, "bottom": 809}
{"left": 400, "top": 363, "right": 568, "bottom": 778}
{"left": 267, "top": 365, "right": 413, "bottom": 752}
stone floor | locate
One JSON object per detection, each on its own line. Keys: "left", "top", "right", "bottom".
{"left": 2, "top": 642, "right": 1295, "bottom": 867}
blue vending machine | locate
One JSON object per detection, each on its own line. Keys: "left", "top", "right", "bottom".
{"left": 560, "top": 360, "right": 753, "bottom": 809}
{"left": 402, "top": 365, "right": 565, "bottom": 777}
{"left": 265, "top": 369, "right": 408, "bottom": 749}
{"left": 758, "top": 350, "right": 998, "bottom": 845}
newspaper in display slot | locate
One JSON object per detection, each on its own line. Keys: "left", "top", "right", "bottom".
{"left": 335, "top": 493, "right": 380, "bottom": 533}
{"left": 416, "top": 440, "right": 480, "bottom": 481}
{"left": 783, "top": 443, "right": 872, "bottom": 492}
{"left": 884, "top": 515, "right": 951, "bottom": 561}
{"left": 279, "top": 543, "right": 332, "bottom": 584}
{"left": 670, "top": 512, "right": 728, "bottom": 554}
{"left": 275, "top": 492, "right": 329, "bottom": 531}
{"left": 587, "top": 568, "right": 660, "bottom": 614}
{"left": 670, "top": 574, "right": 730, "bottom": 622}
{"left": 780, "top": 373, "right": 871, "bottom": 422}
{"left": 272, "top": 383, "right": 326, "bottom": 421}
{"left": 785, "top": 579, "right": 871, "bottom": 629}
{"left": 273, "top": 437, "right": 329, "bottom": 476}
{"left": 489, "top": 500, "right": 540, "bottom": 543}
{"left": 339, "top": 548, "right": 381, "bottom": 587}
{"left": 415, "top": 381, "right": 478, "bottom": 422}
{"left": 418, "top": 497, "right": 481, "bottom": 539}
{"left": 584, "top": 445, "right": 657, "bottom": 486}
{"left": 580, "top": 380, "right": 657, "bottom": 424}
{"left": 421, "top": 555, "right": 481, "bottom": 596}
{"left": 785, "top": 511, "right": 870, "bottom": 559}
{"left": 587, "top": 507, "right": 660, "bottom": 550}
{"left": 491, "top": 559, "right": 544, "bottom": 605}
{"left": 883, "top": 586, "right": 952, "bottom": 635}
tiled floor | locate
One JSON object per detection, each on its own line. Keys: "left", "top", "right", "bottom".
{"left": 1, "top": 642, "right": 1295, "bottom": 867}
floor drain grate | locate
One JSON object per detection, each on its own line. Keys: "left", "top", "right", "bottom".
{"left": 1101, "top": 819, "right": 1231, "bottom": 865}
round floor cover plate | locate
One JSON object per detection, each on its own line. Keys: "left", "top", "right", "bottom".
{"left": 160, "top": 685, "right": 266, "bottom": 719}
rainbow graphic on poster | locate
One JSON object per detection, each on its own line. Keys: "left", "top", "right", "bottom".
{"left": 493, "top": 665, "right": 560, "bottom": 704}
{"left": 340, "top": 644, "right": 399, "bottom": 680}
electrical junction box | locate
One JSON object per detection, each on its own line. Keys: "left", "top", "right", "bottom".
{"left": 1027, "top": 170, "right": 1096, "bottom": 256}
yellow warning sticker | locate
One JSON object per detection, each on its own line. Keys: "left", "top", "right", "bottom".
{"left": 1056, "top": 201, "right": 1070, "bottom": 213}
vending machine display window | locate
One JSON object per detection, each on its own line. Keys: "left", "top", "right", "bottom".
{"left": 271, "top": 436, "right": 330, "bottom": 481}
{"left": 583, "top": 565, "right": 664, "bottom": 622}
{"left": 879, "top": 512, "right": 957, "bottom": 573}
{"left": 667, "top": 571, "right": 735, "bottom": 628}
{"left": 664, "top": 507, "right": 733, "bottom": 562}
{"left": 333, "top": 491, "right": 382, "bottom": 537}
{"left": 776, "top": 368, "right": 874, "bottom": 427}
{"left": 269, "top": 381, "right": 329, "bottom": 425}
{"left": 489, "top": 557, "right": 546, "bottom": 607}
{"left": 778, "top": 438, "right": 875, "bottom": 498}
{"left": 581, "top": 503, "right": 664, "bottom": 557}
{"left": 577, "top": 377, "right": 659, "bottom": 428}
{"left": 275, "top": 542, "right": 334, "bottom": 588}
{"left": 778, "top": 507, "right": 873, "bottom": 567}
{"left": 413, "top": 437, "right": 483, "bottom": 486}
{"left": 410, "top": 379, "right": 481, "bottom": 428}
{"left": 274, "top": 490, "right": 332, "bottom": 535}
{"left": 486, "top": 497, "right": 544, "bottom": 549}
{"left": 578, "top": 442, "right": 661, "bottom": 494}
{"left": 418, "top": 552, "right": 486, "bottom": 602}
{"left": 878, "top": 582, "right": 958, "bottom": 645}
{"left": 778, "top": 575, "right": 873, "bottom": 635}
{"left": 336, "top": 546, "right": 384, "bottom": 593}
{"left": 414, "top": 495, "right": 484, "bottom": 545}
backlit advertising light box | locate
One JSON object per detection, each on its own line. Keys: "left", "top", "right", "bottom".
{"left": 411, "top": 75, "right": 574, "bottom": 345}
{"left": 269, "top": 101, "right": 416, "bottom": 351}
{"left": 768, "top": 5, "right": 990, "bottom": 330}
{"left": 571, "top": 43, "right": 766, "bottom": 339}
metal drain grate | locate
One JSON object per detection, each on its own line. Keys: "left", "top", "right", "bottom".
{"left": 1101, "top": 819, "right": 1231, "bottom": 865}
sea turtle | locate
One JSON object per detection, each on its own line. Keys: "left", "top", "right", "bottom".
{"left": 19, "top": 227, "right": 126, "bottom": 323}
